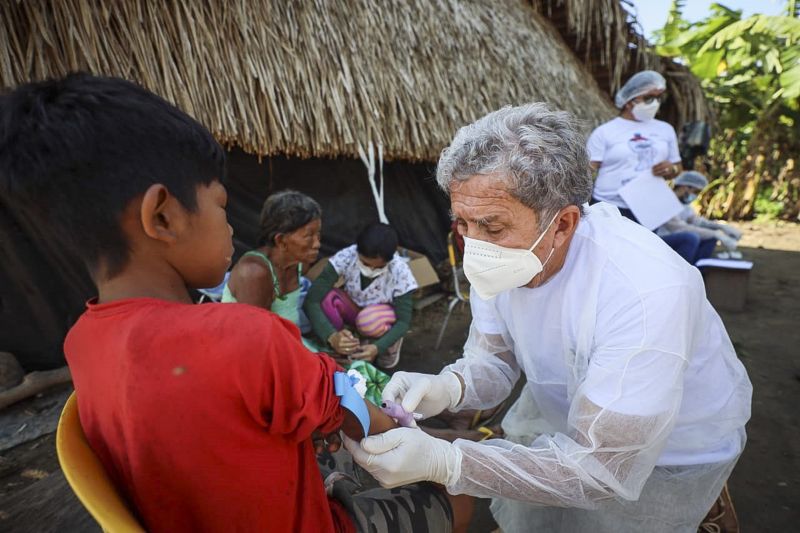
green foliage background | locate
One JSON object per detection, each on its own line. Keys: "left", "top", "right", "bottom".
{"left": 653, "top": 1, "right": 800, "bottom": 220}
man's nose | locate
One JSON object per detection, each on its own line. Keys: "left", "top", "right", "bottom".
{"left": 462, "top": 222, "right": 481, "bottom": 240}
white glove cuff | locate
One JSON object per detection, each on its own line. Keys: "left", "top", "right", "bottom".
{"left": 443, "top": 442, "right": 464, "bottom": 489}
{"left": 441, "top": 371, "right": 464, "bottom": 410}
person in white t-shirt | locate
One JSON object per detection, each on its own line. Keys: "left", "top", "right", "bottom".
{"left": 343, "top": 104, "right": 752, "bottom": 533}
{"left": 587, "top": 70, "right": 683, "bottom": 221}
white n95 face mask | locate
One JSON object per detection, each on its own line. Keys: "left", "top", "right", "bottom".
{"left": 462, "top": 213, "right": 559, "bottom": 300}
{"left": 682, "top": 193, "right": 698, "bottom": 205}
{"left": 632, "top": 100, "right": 660, "bottom": 122}
{"left": 358, "top": 260, "right": 388, "bottom": 279}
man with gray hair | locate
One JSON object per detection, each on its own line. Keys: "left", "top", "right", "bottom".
{"left": 344, "top": 103, "right": 752, "bottom": 532}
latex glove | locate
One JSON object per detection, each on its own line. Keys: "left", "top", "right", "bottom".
{"left": 343, "top": 427, "right": 462, "bottom": 488}
{"left": 716, "top": 231, "right": 738, "bottom": 252}
{"left": 721, "top": 225, "right": 743, "bottom": 241}
{"left": 381, "top": 371, "right": 463, "bottom": 419}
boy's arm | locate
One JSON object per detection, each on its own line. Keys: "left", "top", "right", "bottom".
{"left": 315, "top": 400, "right": 398, "bottom": 454}
{"left": 340, "top": 400, "right": 399, "bottom": 440}
{"left": 234, "top": 307, "right": 400, "bottom": 443}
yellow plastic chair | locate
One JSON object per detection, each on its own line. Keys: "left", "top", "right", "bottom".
{"left": 56, "top": 392, "right": 146, "bottom": 533}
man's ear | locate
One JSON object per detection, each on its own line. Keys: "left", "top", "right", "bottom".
{"left": 140, "top": 184, "right": 185, "bottom": 244}
{"left": 553, "top": 205, "right": 580, "bottom": 248}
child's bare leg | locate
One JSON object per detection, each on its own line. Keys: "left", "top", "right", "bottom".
{"left": 446, "top": 493, "right": 475, "bottom": 533}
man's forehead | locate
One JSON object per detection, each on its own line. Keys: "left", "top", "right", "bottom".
{"left": 449, "top": 178, "right": 525, "bottom": 222}
{"left": 449, "top": 209, "right": 505, "bottom": 222}
{"left": 449, "top": 173, "right": 512, "bottom": 198}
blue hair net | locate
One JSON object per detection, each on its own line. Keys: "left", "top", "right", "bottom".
{"left": 674, "top": 171, "right": 709, "bottom": 190}
{"left": 614, "top": 70, "right": 667, "bottom": 108}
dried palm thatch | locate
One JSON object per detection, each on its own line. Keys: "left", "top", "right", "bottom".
{"left": 0, "top": 0, "right": 615, "bottom": 161}
{"left": 533, "top": 0, "right": 710, "bottom": 127}
{"left": 532, "top": 0, "right": 656, "bottom": 93}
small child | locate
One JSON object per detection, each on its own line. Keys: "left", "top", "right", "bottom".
{"left": 304, "top": 223, "right": 417, "bottom": 369}
{"left": 0, "top": 74, "right": 466, "bottom": 533}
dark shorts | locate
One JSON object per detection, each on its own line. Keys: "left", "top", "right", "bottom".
{"left": 332, "top": 479, "right": 452, "bottom": 533}
{"left": 319, "top": 450, "right": 452, "bottom": 533}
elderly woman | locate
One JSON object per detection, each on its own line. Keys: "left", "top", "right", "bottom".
{"left": 222, "top": 190, "right": 321, "bottom": 343}
{"left": 587, "top": 70, "right": 683, "bottom": 220}
{"left": 344, "top": 104, "right": 752, "bottom": 532}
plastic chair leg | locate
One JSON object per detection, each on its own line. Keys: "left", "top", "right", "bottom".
{"left": 435, "top": 297, "right": 460, "bottom": 349}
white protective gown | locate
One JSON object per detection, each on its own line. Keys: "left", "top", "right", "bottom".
{"left": 443, "top": 203, "right": 752, "bottom": 532}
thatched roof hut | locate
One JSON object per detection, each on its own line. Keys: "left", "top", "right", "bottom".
{"left": 534, "top": 0, "right": 711, "bottom": 126}
{"left": 0, "top": 0, "right": 706, "bottom": 369}
{"left": 2, "top": 0, "right": 617, "bottom": 161}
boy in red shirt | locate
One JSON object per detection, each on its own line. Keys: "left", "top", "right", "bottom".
{"left": 0, "top": 74, "right": 469, "bottom": 532}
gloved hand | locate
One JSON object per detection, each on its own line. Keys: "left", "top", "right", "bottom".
{"left": 381, "top": 371, "right": 463, "bottom": 419}
{"left": 716, "top": 231, "right": 738, "bottom": 252}
{"left": 343, "top": 427, "right": 462, "bottom": 488}
{"left": 721, "top": 225, "right": 743, "bottom": 241}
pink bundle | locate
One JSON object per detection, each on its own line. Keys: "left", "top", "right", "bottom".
{"left": 356, "top": 304, "right": 396, "bottom": 337}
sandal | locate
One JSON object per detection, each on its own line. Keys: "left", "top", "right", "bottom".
{"left": 476, "top": 426, "right": 503, "bottom": 441}
{"left": 469, "top": 399, "right": 509, "bottom": 430}
{"left": 476, "top": 426, "right": 495, "bottom": 441}
{"left": 698, "top": 483, "right": 739, "bottom": 533}
{"left": 469, "top": 410, "right": 484, "bottom": 430}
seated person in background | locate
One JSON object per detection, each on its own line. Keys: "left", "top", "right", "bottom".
{"left": 657, "top": 171, "right": 743, "bottom": 264}
{"left": 0, "top": 74, "right": 470, "bottom": 533}
{"left": 305, "top": 223, "right": 417, "bottom": 370}
{"left": 222, "top": 190, "right": 321, "bottom": 349}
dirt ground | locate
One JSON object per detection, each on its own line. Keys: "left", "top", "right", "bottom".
{"left": 709, "top": 221, "right": 800, "bottom": 531}
{"left": 0, "top": 220, "right": 798, "bottom": 532}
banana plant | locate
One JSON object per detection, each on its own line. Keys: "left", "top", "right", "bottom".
{"left": 653, "top": 1, "right": 800, "bottom": 220}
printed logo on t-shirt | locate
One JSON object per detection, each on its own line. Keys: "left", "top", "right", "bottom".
{"left": 627, "top": 132, "right": 656, "bottom": 173}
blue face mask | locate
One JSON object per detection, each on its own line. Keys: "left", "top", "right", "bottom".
{"left": 682, "top": 193, "right": 697, "bottom": 205}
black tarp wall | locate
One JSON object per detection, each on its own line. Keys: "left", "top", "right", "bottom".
{"left": 226, "top": 149, "right": 450, "bottom": 261}
{"left": 0, "top": 150, "right": 450, "bottom": 369}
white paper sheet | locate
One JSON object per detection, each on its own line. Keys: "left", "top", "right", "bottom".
{"left": 618, "top": 176, "right": 684, "bottom": 230}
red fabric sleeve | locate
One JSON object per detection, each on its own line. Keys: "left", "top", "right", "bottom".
{"left": 231, "top": 305, "right": 345, "bottom": 441}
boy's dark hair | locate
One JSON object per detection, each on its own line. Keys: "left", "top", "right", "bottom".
{"left": 0, "top": 73, "right": 225, "bottom": 278}
{"left": 356, "top": 222, "right": 398, "bottom": 262}
{"left": 258, "top": 190, "right": 321, "bottom": 246}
